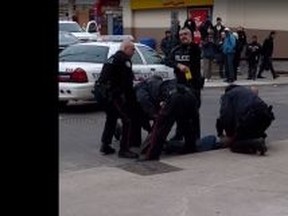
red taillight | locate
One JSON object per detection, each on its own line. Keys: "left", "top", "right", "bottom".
{"left": 70, "top": 68, "right": 88, "bottom": 83}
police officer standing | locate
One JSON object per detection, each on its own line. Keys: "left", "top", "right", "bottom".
{"left": 97, "top": 40, "right": 140, "bottom": 158}
{"left": 165, "top": 27, "right": 203, "bottom": 139}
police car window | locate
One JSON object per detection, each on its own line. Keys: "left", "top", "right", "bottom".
{"left": 59, "top": 44, "right": 109, "bottom": 63}
{"left": 137, "top": 45, "right": 163, "bottom": 64}
{"left": 131, "top": 49, "right": 144, "bottom": 64}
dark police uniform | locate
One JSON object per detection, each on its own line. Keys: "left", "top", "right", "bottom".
{"left": 216, "top": 85, "right": 274, "bottom": 155}
{"left": 140, "top": 79, "right": 199, "bottom": 160}
{"left": 165, "top": 42, "right": 203, "bottom": 139}
{"left": 97, "top": 50, "right": 140, "bottom": 158}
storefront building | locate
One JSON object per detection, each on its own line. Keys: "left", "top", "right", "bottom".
{"left": 59, "top": 0, "right": 123, "bottom": 35}
{"left": 122, "top": 0, "right": 288, "bottom": 58}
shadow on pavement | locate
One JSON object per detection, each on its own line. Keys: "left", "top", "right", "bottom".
{"left": 59, "top": 103, "right": 104, "bottom": 114}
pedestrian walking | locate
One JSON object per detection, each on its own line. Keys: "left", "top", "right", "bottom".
{"left": 257, "top": 31, "right": 279, "bottom": 79}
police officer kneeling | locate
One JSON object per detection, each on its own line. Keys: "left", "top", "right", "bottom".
{"left": 216, "top": 84, "right": 275, "bottom": 155}
{"left": 139, "top": 79, "right": 200, "bottom": 161}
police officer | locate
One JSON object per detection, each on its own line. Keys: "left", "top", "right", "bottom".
{"left": 165, "top": 27, "right": 203, "bottom": 140}
{"left": 216, "top": 85, "right": 275, "bottom": 155}
{"left": 139, "top": 79, "right": 200, "bottom": 161}
{"left": 135, "top": 75, "right": 163, "bottom": 120}
{"left": 97, "top": 40, "right": 140, "bottom": 158}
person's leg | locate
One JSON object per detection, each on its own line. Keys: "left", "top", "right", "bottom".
{"left": 113, "top": 100, "right": 138, "bottom": 158}
{"left": 247, "top": 61, "right": 253, "bottom": 79}
{"left": 100, "top": 105, "right": 118, "bottom": 154}
{"left": 180, "top": 118, "right": 197, "bottom": 154}
{"left": 233, "top": 51, "right": 240, "bottom": 80}
{"left": 267, "top": 57, "right": 278, "bottom": 79}
{"left": 169, "top": 120, "right": 184, "bottom": 141}
{"left": 230, "top": 138, "right": 267, "bottom": 155}
{"left": 251, "top": 62, "right": 258, "bottom": 80}
{"left": 203, "top": 58, "right": 209, "bottom": 80}
{"left": 224, "top": 55, "right": 229, "bottom": 81}
{"left": 257, "top": 56, "right": 266, "bottom": 78}
{"left": 207, "top": 59, "right": 213, "bottom": 80}
{"left": 220, "top": 54, "right": 225, "bottom": 79}
{"left": 227, "top": 53, "right": 235, "bottom": 82}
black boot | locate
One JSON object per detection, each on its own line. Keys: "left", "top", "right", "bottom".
{"left": 118, "top": 150, "right": 138, "bottom": 159}
{"left": 100, "top": 144, "right": 116, "bottom": 155}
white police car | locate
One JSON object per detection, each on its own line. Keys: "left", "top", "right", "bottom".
{"left": 58, "top": 42, "right": 175, "bottom": 105}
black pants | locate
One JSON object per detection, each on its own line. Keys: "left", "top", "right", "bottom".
{"left": 144, "top": 112, "right": 197, "bottom": 160}
{"left": 101, "top": 104, "right": 119, "bottom": 147}
{"left": 101, "top": 98, "right": 142, "bottom": 151}
{"left": 143, "top": 92, "right": 198, "bottom": 160}
{"left": 173, "top": 89, "right": 201, "bottom": 140}
{"left": 247, "top": 60, "right": 259, "bottom": 80}
{"left": 230, "top": 138, "right": 265, "bottom": 154}
{"left": 257, "top": 56, "right": 277, "bottom": 78}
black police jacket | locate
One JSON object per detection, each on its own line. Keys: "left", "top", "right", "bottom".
{"left": 159, "top": 79, "right": 199, "bottom": 119}
{"left": 135, "top": 76, "right": 163, "bottom": 119}
{"left": 218, "top": 85, "right": 272, "bottom": 134}
{"left": 97, "top": 50, "right": 136, "bottom": 103}
{"left": 165, "top": 43, "right": 203, "bottom": 90}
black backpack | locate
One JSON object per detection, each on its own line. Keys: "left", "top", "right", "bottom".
{"left": 92, "top": 69, "right": 113, "bottom": 105}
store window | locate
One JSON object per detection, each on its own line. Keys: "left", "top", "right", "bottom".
{"left": 187, "top": 7, "right": 212, "bottom": 44}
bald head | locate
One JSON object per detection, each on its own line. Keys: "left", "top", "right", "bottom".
{"left": 120, "top": 39, "right": 135, "bottom": 58}
{"left": 250, "top": 86, "right": 259, "bottom": 95}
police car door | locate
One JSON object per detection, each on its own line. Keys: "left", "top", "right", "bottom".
{"left": 132, "top": 45, "right": 152, "bottom": 82}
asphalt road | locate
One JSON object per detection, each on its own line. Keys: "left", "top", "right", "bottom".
{"left": 59, "top": 84, "right": 288, "bottom": 173}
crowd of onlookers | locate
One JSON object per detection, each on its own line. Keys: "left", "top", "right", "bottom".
{"left": 160, "top": 16, "right": 279, "bottom": 83}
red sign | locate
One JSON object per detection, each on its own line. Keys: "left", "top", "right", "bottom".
{"left": 189, "top": 8, "right": 209, "bottom": 44}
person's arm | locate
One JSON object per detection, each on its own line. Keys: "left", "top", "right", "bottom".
{"left": 219, "top": 94, "right": 235, "bottom": 134}
{"left": 165, "top": 46, "right": 179, "bottom": 68}
{"left": 136, "top": 86, "right": 157, "bottom": 119}
{"left": 160, "top": 38, "right": 166, "bottom": 55}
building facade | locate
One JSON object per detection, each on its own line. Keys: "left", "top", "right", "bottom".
{"left": 122, "top": 0, "right": 288, "bottom": 58}
{"left": 59, "top": 0, "right": 122, "bottom": 35}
